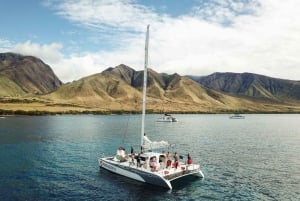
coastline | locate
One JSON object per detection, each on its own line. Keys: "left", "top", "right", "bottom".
{"left": 1, "top": 108, "right": 300, "bottom": 116}
{"left": 1, "top": 97, "right": 300, "bottom": 116}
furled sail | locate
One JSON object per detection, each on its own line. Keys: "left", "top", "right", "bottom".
{"left": 142, "top": 134, "right": 170, "bottom": 150}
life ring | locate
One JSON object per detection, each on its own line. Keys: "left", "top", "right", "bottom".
{"left": 164, "top": 170, "right": 169, "bottom": 175}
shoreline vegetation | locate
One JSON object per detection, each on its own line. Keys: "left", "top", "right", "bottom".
{"left": 1, "top": 97, "right": 300, "bottom": 116}
{"left": 1, "top": 108, "right": 299, "bottom": 116}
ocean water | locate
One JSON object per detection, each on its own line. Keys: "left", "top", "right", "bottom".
{"left": 0, "top": 114, "right": 299, "bottom": 200}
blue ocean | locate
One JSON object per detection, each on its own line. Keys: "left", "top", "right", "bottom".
{"left": 0, "top": 114, "right": 299, "bottom": 200}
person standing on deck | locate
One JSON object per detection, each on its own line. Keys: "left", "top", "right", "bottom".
{"left": 173, "top": 152, "right": 178, "bottom": 161}
{"left": 166, "top": 151, "right": 172, "bottom": 168}
{"left": 136, "top": 154, "right": 141, "bottom": 168}
{"left": 187, "top": 153, "right": 193, "bottom": 165}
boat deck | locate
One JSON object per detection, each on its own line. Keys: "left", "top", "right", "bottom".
{"left": 162, "top": 165, "right": 200, "bottom": 181}
{"left": 103, "top": 156, "right": 201, "bottom": 181}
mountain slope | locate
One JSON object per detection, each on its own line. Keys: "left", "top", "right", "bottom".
{"left": 1, "top": 52, "right": 300, "bottom": 113}
{"left": 0, "top": 52, "right": 62, "bottom": 95}
{"left": 46, "top": 71, "right": 143, "bottom": 110}
{"left": 189, "top": 72, "right": 300, "bottom": 103}
{"left": 0, "top": 75, "right": 26, "bottom": 96}
{"left": 46, "top": 65, "right": 288, "bottom": 112}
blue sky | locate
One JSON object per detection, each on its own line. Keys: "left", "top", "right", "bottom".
{"left": 1, "top": 0, "right": 300, "bottom": 82}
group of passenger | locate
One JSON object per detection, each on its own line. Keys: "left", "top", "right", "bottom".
{"left": 115, "top": 145, "right": 193, "bottom": 171}
{"left": 128, "top": 146, "right": 145, "bottom": 169}
{"left": 165, "top": 151, "right": 193, "bottom": 169}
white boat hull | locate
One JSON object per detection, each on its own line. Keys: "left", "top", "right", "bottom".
{"left": 99, "top": 157, "right": 172, "bottom": 189}
{"left": 230, "top": 114, "right": 245, "bottom": 119}
{"left": 157, "top": 119, "right": 176, "bottom": 122}
{"left": 99, "top": 155, "right": 203, "bottom": 189}
{"left": 157, "top": 117, "right": 177, "bottom": 122}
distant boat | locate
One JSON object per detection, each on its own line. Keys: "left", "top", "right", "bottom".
{"left": 230, "top": 114, "right": 245, "bottom": 119}
{"left": 98, "top": 25, "right": 203, "bottom": 189}
{"left": 157, "top": 113, "right": 178, "bottom": 122}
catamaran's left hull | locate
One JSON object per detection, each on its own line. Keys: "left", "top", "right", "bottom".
{"left": 99, "top": 157, "right": 172, "bottom": 189}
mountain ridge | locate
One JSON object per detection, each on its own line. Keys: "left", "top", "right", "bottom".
{"left": 188, "top": 72, "right": 300, "bottom": 104}
{"left": 1, "top": 52, "right": 300, "bottom": 113}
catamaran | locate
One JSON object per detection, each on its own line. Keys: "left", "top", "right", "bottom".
{"left": 98, "top": 25, "right": 204, "bottom": 189}
{"left": 229, "top": 114, "right": 245, "bottom": 119}
{"left": 157, "top": 113, "right": 178, "bottom": 122}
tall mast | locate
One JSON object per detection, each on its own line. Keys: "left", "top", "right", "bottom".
{"left": 141, "top": 25, "right": 150, "bottom": 147}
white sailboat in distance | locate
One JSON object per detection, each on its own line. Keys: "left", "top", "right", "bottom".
{"left": 98, "top": 25, "right": 204, "bottom": 189}
{"left": 157, "top": 113, "right": 178, "bottom": 122}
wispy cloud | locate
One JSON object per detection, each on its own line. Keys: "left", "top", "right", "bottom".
{"left": 192, "top": 0, "right": 261, "bottom": 25}
{"left": 47, "top": 0, "right": 160, "bottom": 32}
{"left": 0, "top": 39, "right": 13, "bottom": 52}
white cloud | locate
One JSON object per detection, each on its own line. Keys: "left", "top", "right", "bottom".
{"left": 149, "top": 0, "right": 300, "bottom": 80}
{"left": 10, "top": 40, "right": 96, "bottom": 82}
{"left": 9, "top": 39, "right": 145, "bottom": 82}
{"left": 48, "top": 0, "right": 300, "bottom": 80}
{"left": 12, "top": 41, "right": 63, "bottom": 64}
{"left": 8, "top": 0, "right": 300, "bottom": 82}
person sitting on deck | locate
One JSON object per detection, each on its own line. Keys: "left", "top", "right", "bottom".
{"left": 149, "top": 156, "right": 159, "bottom": 171}
{"left": 166, "top": 159, "right": 172, "bottom": 168}
{"left": 115, "top": 146, "right": 127, "bottom": 162}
